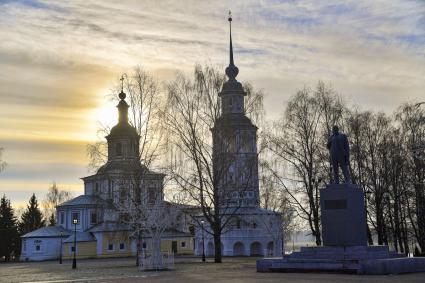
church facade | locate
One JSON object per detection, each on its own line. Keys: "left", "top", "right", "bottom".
{"left": 20, "top": 87, "right": 194, "bottom": 261}
{"left": 194, "top": 16, "right": 283, "bottom": 257}
{"left": 20, "top": 16, "right": 283, "bottom": 262}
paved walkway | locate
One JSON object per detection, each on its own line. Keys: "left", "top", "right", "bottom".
{"left": 0, "top": 257, "right": 424, "bottom": 283}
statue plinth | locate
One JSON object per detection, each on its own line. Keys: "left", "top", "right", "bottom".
{"left": 320, "top": 184, "right": 367, "bottom": 246}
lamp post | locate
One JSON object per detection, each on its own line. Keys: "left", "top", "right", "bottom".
{"left": 200, "top": 220, "right": 205, "bottom": 262}
{"left": 72, "top": 218, "right": 77, "bottom": 269}
{"left": 59, "top": 231, "right": 63, "bottom": 264}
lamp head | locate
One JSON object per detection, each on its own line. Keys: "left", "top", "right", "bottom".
{"left": 73, "top": 219, "right": 78, "bottom": 225}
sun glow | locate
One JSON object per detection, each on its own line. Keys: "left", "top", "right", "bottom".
{"left": 93, "top": 97, "right": 119, "bottom": 133}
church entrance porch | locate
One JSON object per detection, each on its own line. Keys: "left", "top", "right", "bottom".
{"left": 250, "top": 242, "right": 263, "bottom": 256}
{"left": 233, "top": 242, "right": 245, "bottom": 256}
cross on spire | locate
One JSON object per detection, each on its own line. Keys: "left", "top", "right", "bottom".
{"left": 120, "top": 75, "right": 124, "bottom": 92}
{"left": 225, "top": 10, "right": 239, "bottom": 80}
{"left": 119, "top": 74, "right": 126, "bottom": 100}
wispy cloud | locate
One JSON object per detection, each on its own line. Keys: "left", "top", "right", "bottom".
{"left": 0, "top": 0, "right": 424, "bottom": 205}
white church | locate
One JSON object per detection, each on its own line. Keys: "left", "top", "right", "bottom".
{"left": 20, "top": 15, "right": 283, "bottom": 261}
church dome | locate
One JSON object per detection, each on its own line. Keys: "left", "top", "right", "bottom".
{"left": 97, "top": 159, "right": 147, "bottom": 174}
{"left": 108, "top": 122, "right": 138, "bottom": 138}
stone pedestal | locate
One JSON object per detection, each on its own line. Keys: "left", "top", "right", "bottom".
{"left": 320, "top": 184, "right": 367, "bottom": 246}
{"left": 256, "top": 183, "right": 425, "bottom": 275}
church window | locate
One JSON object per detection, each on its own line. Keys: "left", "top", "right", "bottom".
{"left": 108, "top": 180, "right": 113, "bottom": 199}
{"left": 228, "top": 164, "right": 235, "bottom": 183}
{"left": 244, "top": 191, "right": 254, "bottom": 199}
{"left": 228, "top": 136, "right": 236, "bottom": 152}
{"left": 253, "top": 222, "right": 257, "bottom": 229}
{"left": 240, "top": 132, "right": 251, "bottom": 152}
{"left": 142, "top": 242, "right": 147, "bottom": 249}
{"left": 90, "top": 211, "right": 97, "bottom": 224}
{"left": 119, "top": 243, "right": 125, "bottom": 250}
{"left": 148, "top": 187, "right": 157, "bottom": 204}
{"left": 181, "top": 241, "right": 186, "bottom": 248}
{"left": 116, "top": 143, "right": 122, "bottom": 156}
{"left": 60, "top": 211, "right": 65, "bottom": 224}
{"left": 236, "top": 219, "right": 241, "bottom": 229}
{"left": 237, "top": 97, "right": 242, "bottom": 111}
{"left": 95, "top": 182, "right": 99, "bottom": 194}
{"left": 71, "top": 246, "right": 75, "bottom": 253}
{"left": 35, "top": 245, "right": 40, "bottom": 252}
{"left": 119, "top": 189, "right": 126, "bottom": 204}
{"left": 108, "top": 243, "right": 114, "bottom": 251}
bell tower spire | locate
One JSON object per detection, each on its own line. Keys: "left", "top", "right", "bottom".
{"left": 225, "top": 11, "right": 239, "bottom": 81}
{"left": 229, "top": 11, "right": 234, "bottom": 66}
{"left": 220, "top": 11, "right": 246, "bottom": 115}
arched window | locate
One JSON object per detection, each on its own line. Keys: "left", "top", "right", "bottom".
{"left": 116, "top": 143, "right": 122, "bottom": 156}
{"left": 236, "top": 218, "right": 241, "bottom": 229}
{"left": 240, "top": 132, "right": 251, "bottom": 152}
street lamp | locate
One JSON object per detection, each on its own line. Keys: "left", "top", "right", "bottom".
{"left": 200, "top": 220, "right": 205, "bottom": 262}
{"left": 59, "top": 231, "right": 63, "bottom": 264}
{"left": 72, "top": 218, "right": 78, "bottom": 269}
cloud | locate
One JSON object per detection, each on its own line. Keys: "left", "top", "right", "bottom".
{"left": 0, "top": 0, "right": 424, "bottom": 206}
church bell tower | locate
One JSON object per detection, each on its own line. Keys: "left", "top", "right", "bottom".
{"left": 212, "top": 12, "right": 260, "bottom": 208}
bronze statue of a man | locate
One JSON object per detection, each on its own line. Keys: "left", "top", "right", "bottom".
{"left": 327, "top": 125, "right": 351, "bottom": 184}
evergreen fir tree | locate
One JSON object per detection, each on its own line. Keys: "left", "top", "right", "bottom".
{"left": 19, "top": 194, "right": 45, "bottom": 235}
{"left": 0, "top": 195, "right": 19, "bottom": 261}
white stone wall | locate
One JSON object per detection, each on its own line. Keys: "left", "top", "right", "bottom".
{"left": 20, "top": 237, "right": 63, "bottom": 261}
{"left": 194, "top": 212, "right": 283, "bottom": 257}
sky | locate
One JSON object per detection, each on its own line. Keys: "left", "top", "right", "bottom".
{"left": 0, "top": 0, "right": 424, "bottom": 208}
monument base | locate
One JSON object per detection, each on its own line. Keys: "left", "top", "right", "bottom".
{"left": 257, "top": 183, "right": 425, "bottom": 274}
{"left": 256, "top": 246, "right": 425, "bottom": 274}
{"left": 320, "top": 184, "right": 367, "bottom": 246}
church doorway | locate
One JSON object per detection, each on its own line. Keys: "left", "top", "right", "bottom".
{"left": 171, "top": 241, "right": 178, "bottom": 254}
{"left": 250, "top": 242, "right": 263, "bottom": 256}
{"left": 233, "top": 242, "right": 245, "bottom": 256}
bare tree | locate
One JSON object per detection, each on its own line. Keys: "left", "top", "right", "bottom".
{"left": 396, "top": 103, "right": 425, "bottom": 253}
{"left": 264, "top": 82, "right": 345, "bottom": 246}
{"left": 116, "top": 185, "right": 180, "bottom": 270}
{"left": 259, "top": 170, "right": 298, "bottom": 250}
{"left": 162, "top": 64, "right": 264, "bottom": 263}
{"left": 42, "top": 182, "right": 73, "bottom": 225}
{"left": 346, "top": 110, "right": 375, "bottom": 245}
